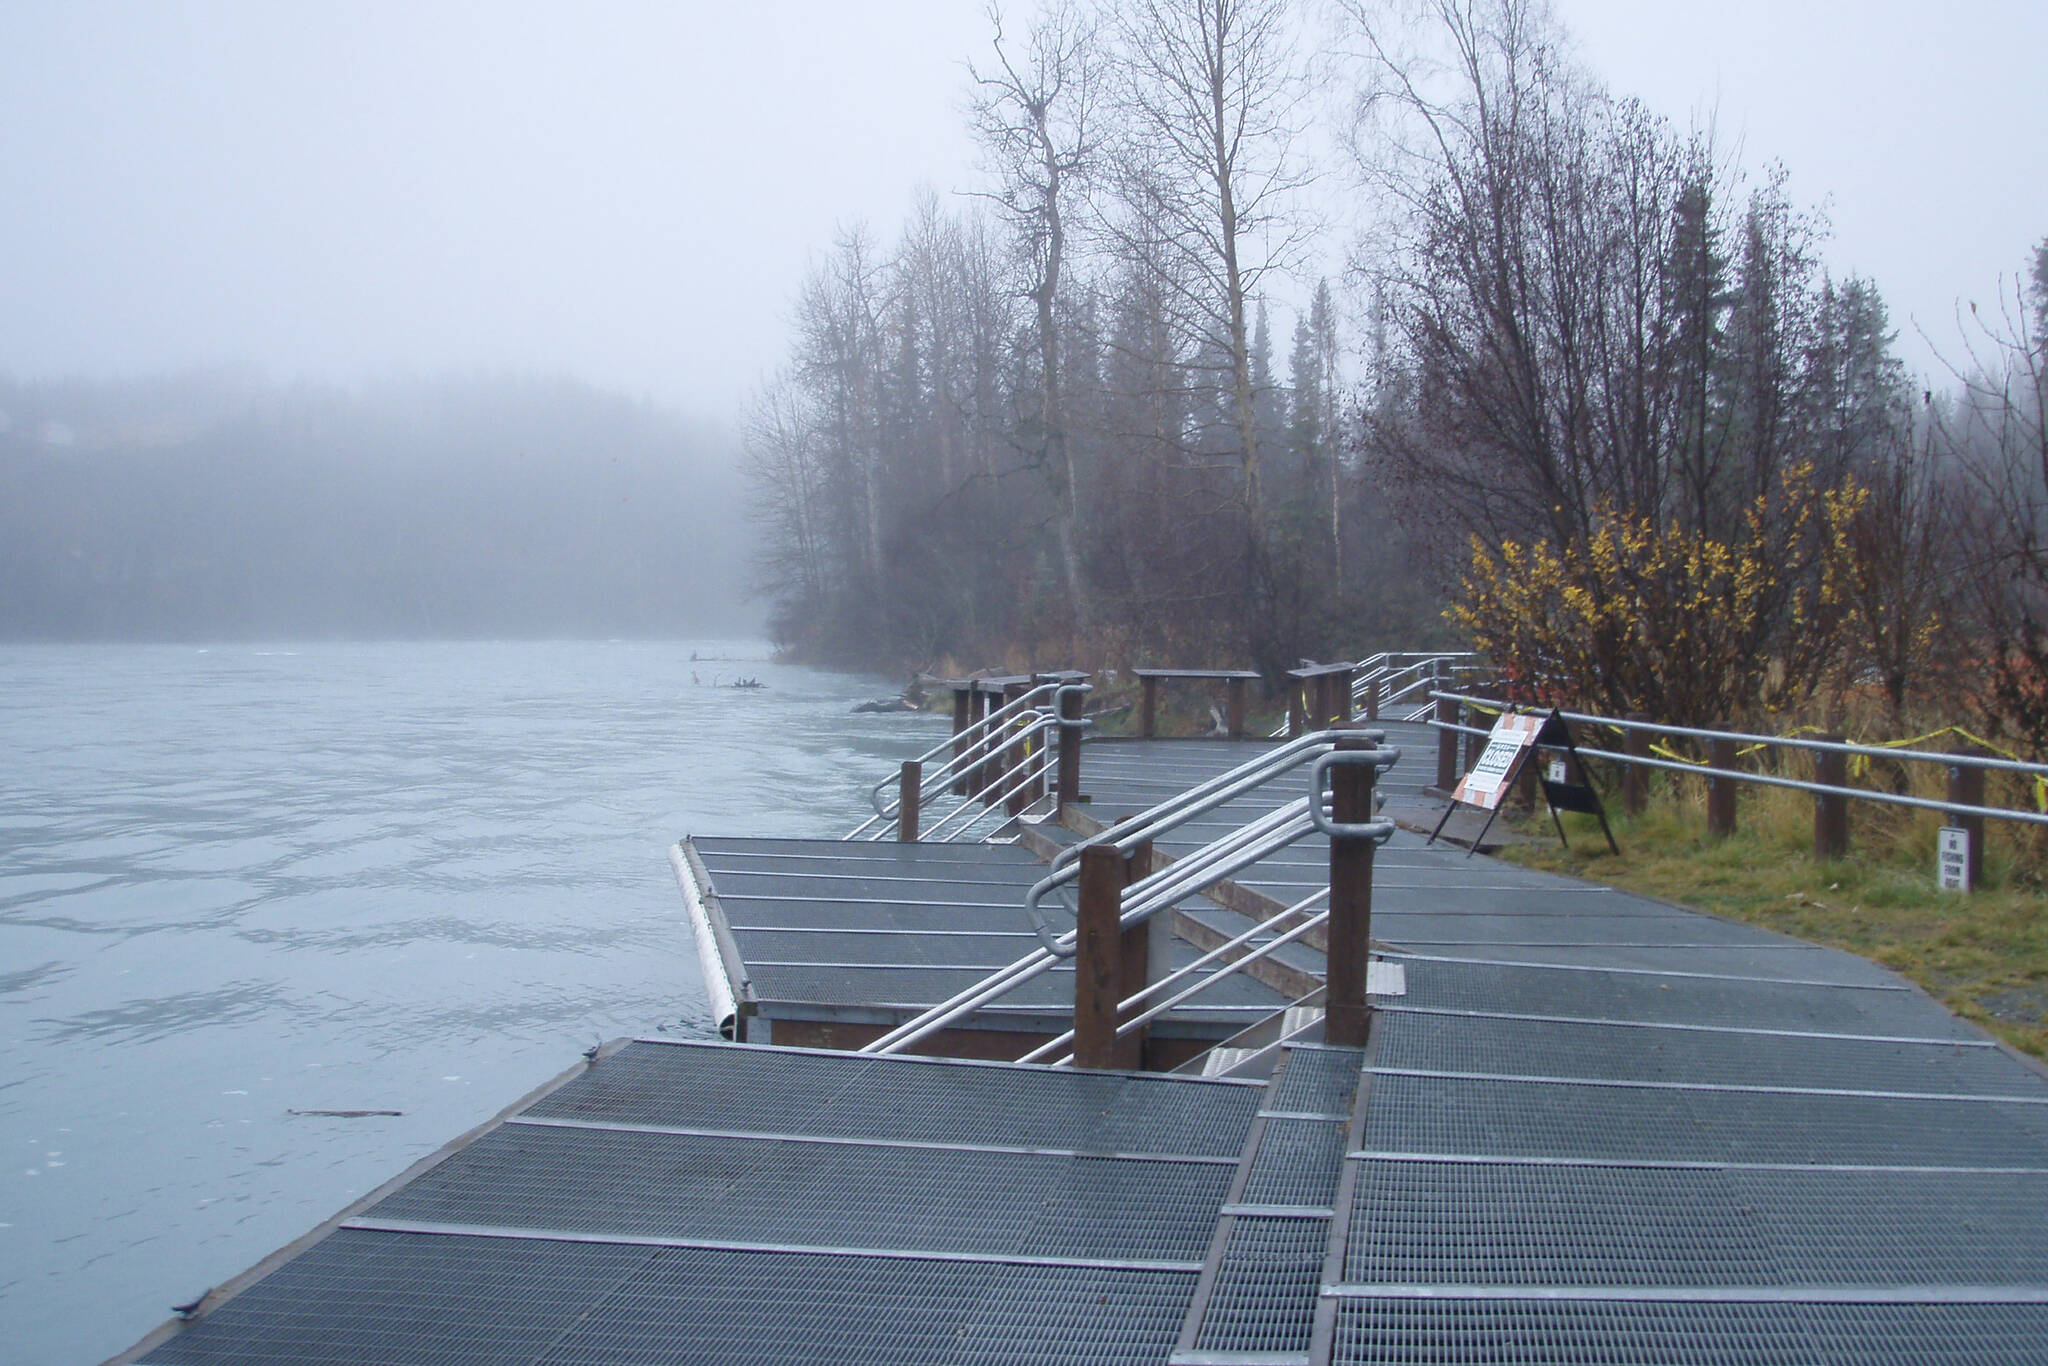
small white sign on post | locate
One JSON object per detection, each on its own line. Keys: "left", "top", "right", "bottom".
{"left": 1937, "top": 826, "right": 1972, "bottom": 892}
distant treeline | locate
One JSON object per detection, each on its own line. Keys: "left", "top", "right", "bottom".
{"left": 749, "top": 0, "right": 2047, "bottom": 760}
{"left": 0, "top": 371, "right": 751, "bottom": 640}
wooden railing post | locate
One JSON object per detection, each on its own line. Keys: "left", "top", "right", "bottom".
{"left": 1623, "top": 713, "right": 1650, "bottom": 815}
{"left": 1115, "top": 839, "right": 1157, "bottom": 1070}
{"left": 897, "top": 760, "right": 921, "bottom": 842}
{"left": 1813, "top": 735, "right": 1849, "bottom": 860}
{"left": 951, "top": 686, "right": 974, "bottom": 796}
{"left": 1226, "top": 678, "right": 1248, "bottom": 739}
{"left": 1003, "top": 683, "right": 1030, "bottom": 816}
{"left": 1435, "top": 692, "right": 1459, "bottom": 792}
{"left": 1706, "top": 735, "right": 1738, "bottom": 838}
{"left": 1326, "top": 733, "right": 1379, "bottom": 1048}
{"left": 1287, "top": 681, "right": 1305, "bottom": 738}
{"left": 1073, "top": 844, "right": 1124, "bottom": 1070}
{"left": 1364, "top": 672, "right": 1380, "bottom": 722}
{"left": 1140, "top": 676, "right": 1159, "bottom": 738}
{"left": 1056, "top": 685, "right": 1086, "bottom": 809}
{"left": 1332, "top": 666, "right": 1354, "bottom": 725}
{"left": 1462, "top": 699, "right": 1486, "bottom": 772}
{"left": 1948, "top": 749, "right": 1987, "bottom": 888}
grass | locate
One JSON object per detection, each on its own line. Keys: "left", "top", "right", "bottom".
{"left": 1495, "top": 775, "right": 2048, "bottom": 1061}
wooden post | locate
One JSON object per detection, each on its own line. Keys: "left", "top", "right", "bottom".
{"left": 967, "top": 687, "right": 993, "bottom": 799}
{"left": 1435, "top": 691, "right": 1459, "bottom": 792}
{"left": 1364, "top": 672, "right": 1380, "bottom": 722}
{"left": 1140, "top": 676, "right": 1158, "bottom": 738}
{"left": 1948, "top": 749, "right": 1987, "bottom": 888}
{"left": 951, "top": 687, "right": 974, "bottom": 796}
{"left": 1226, "top": 678, "right": 1248, "bottom": 739}
{"left": 897, "top": 760, "right": 921, "bottom": 842}
{"left": 1332, "top": 666, "right": 1354, "bottom": 725}
{"left": 1812, "top": 735, "right": 1848, "bottom": 860}
{"left": 1326, "top": 733, "right": 1379, "bottom": 1048}
{"left": 1623, "top": 713, "right": 1650, "bottom": 815}
{"left": 1287, "top": 682, "right": 1305, "bottom": 739}
{"left": 1706, "top": 735, "right": 1737, "bottom": 838}
{"left": 1073, "top": 844, "right": 1127, "bottom": 1070}
{"left": 1056, "top": 685, "right": 1085, "bottom": 809}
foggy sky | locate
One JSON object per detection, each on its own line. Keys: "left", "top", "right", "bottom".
{"left": 2, "top": 0, "right": 2043, "bottom": 419}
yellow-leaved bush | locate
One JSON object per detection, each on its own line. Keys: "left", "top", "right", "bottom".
{"left": 1450, "top": 465, "right": 1873, "bottom": 727}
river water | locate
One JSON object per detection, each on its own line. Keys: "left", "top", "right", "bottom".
{"left": 0, "top": 640, "right": 942, "bottom": 1364}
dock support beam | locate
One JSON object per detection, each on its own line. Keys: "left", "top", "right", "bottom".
{"left": 898, "top": 761, "right": 921, "bottom": 842}
{"left": 1813, "top": 735, "right": 1848, "bottom": 860}
{"left": 1325, "top": 732, "right": 1379, "bottom": 1049}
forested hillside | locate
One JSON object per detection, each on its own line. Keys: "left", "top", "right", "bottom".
{"left": 0, "top": 372, "right": 749, "bottom": 640}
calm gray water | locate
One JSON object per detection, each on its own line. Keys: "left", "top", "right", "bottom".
{"left": 0, "top": 640, "right": 942, "bottom": 1364}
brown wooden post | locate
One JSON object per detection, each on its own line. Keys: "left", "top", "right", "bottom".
{"left": 1326, "top": 733, "right": 1379, "bottom": 1048}
{"left": 1139, "top": 676, "right": 1158, "bottom": 738}
{"left": 1226, "top": 678, "right": 1248, "bottom": 739}
{"left": 1056, "top": 685, "right": 1085, "bottom": 809}
{"left": 1364, "top": 672, "right": 1380, "bottom": 722}
{"left": 1812, "top": 735, "right": 1849, "bottom": 860}
{"left": 1948, "top": 749, "right": 1987, "bottom": 888}
{"left": 1435, "top": 691, "right": 1459, "bottom": 792}
{"left": 1623, "top": 713, "right": 1650, "bottom": 815}
{"left": 1287, "top": 680, "right": 1305, "bottom": 739}
{"left": 951, "top": 687, "right": 974, "bottom": 796}
{"left": 1332, "top": 666, "right": 1355, "bottom": 725}
{"left": 1706, "top": 735, "right": 1738, "bottom": 838}
{"left": 897, "top": 760, "right": 921, "bottom": 842}
{"left": 967, "top": 687, "right": 993, "bottom": 799}
{"left": 1073, "top": 844, "right": 1126, "bottom": 1070}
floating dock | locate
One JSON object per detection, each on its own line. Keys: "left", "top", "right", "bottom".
{"left": 113, "top": 722, "right": 2048, "bottom": 1365}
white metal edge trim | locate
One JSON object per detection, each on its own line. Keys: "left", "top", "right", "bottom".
{"left": 670, "top": 842, "right": 737, "bottom": 1031}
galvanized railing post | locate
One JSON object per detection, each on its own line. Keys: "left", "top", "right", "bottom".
{"left": 1435, "top": 691, "right": 1458, "bottom": 791}
{"left": 898, "top": 760, "right": 921, "bottom": 842}
{"left": 1813, "top": 735, "right": 1849, "bottom": 859}
{"left": 1948, "top": 748, "right": 1987, "bottom": 887}
{"left": 1624, "top": 713, "right": 1650, "bottom": 814}
{"left": 1326, "top": 732, "right": 1379, "bottom": 1048}
{"left": 1707, "top": 735, "right": 1738, "bottom": 837}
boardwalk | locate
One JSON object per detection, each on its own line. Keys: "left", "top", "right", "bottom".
{"left": 113, "top": 729, "right": 2048, "bottom": 1365}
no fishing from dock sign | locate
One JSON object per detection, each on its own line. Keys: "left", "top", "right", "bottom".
{"left": 1432, "top": 706, "right": 1620, "bottom": 856}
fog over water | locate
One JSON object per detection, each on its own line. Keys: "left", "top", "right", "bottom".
{"left": 0, "top": 640, "right": 940, "bottom": 1364}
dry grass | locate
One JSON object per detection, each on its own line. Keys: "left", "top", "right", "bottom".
{"left": 1497, "top": 769, "right": 2048, "bottom": 1060}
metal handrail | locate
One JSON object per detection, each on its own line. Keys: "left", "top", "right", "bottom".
{"left": 1016, "top": 887, "right": 1330, "bottom": 1065}
{"left": 859, "top": 731, "right": 1399, "bottom": 1056}
{"left": 1426, "top": 691, "right": 2048, "bottom": 829}
{"left": 845, "top": 682, "right": 1074, "bottom": 840}
{"left": 913, "top": 723, "right": 1061, "bottom": 842}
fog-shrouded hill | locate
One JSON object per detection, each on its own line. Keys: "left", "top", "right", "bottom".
{"left": 0, "top": 371, "right": 754, "bottom": 640}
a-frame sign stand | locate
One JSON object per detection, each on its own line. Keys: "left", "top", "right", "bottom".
{"left": 1428, "top": 707, "right": 1620, "bottom": 857}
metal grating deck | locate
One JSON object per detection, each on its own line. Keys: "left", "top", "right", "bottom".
{"left": 132, "top": 1039, "right": 1263, "bottom": 1366}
